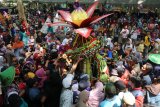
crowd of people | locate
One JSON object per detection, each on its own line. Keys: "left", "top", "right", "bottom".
{"left": 0, "top": 1, "right": 160, "bottom": 107}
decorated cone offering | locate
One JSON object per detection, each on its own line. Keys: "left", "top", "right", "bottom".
{"left": 47, "top": 0, "right": 112, "bottom": 80}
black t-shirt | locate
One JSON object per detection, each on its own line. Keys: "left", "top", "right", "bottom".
{"left": 3, "top": 34, "right": 12, "bottom": 45}
{"left": 43, "top": 72, "right": 62, "bottom": 107}
{"left": 36, "top": 36, "right": 42, "bottom": 43}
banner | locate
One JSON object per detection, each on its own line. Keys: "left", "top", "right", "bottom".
{"left": 40, "top": 17, "right": 51, "bottom": 34}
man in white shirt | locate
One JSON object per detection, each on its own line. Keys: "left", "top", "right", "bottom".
{"left": 62, "top": 34, "right": 72, "bottom": 46}
{"left": 122, "top": 39, "right": 136, "bottom": 54}
{"left": 131, "top": 26, "right": 140, "bottom": 44}
{"left": 120, "top": 26, "right": 129, "bottom": 43}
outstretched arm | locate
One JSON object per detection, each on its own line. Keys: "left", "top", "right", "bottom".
{"left": 70, "top": 56, "right": 83, "bottom": 74}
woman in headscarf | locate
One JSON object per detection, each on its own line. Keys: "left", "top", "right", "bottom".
{"left": 41, "top": 70, "right": 62, "bottom": 107}
{"left": 106, "top": 38, "right": 113, "bottom": 50}
{"left": 130, "top": 76, "right": 144, "bottom": 107}
{"left": 122, "top": 38, "right": 136, "bottom": 55}
{"left": 145, "top": 77, "right": 160, "bottom": 106}
{"left": 22, "top": 32, "right": 29, "bottom": 48}
{"left": 99, "top": 82, "right": 121, "bottom": 107}
{"left": 76, "top": 90, "right": 89, "bottom": 107}
{"left": 87, "top": 81, "right": 105, "bottom": 107}
{"left": 60, "top": 57, "right": 83, "bottom": 107}
{"left": 12, "top": 35, "right": 24, "bottom": 58}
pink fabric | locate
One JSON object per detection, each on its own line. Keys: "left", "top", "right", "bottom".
{"left": 135, "top": 96, "right": 144, "bottom": 107}
{"left": 35, "top": 68, "right": 47, "bottom": 88}
{"left": 38, "top": 77, "right": 47, "bottom": 88}
{"left": 35, "top": 68, "right": 46, "bottom": 78}
{"left": 120, "top": 69, "right": 130, "bottom": 85}
{"left": 86, "top": 1, "right": 99, "bottom": 17}
{"left": 87, "top": 82, "right": 105, "bottom": 107}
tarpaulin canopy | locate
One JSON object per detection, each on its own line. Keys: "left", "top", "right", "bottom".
{"left": 5, "top": 0, "right": 160, "bottom": 4}
{"left": 6, "top": 0, "right": 105, "bottom": 3}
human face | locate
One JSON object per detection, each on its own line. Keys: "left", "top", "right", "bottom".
{"left": 141, "top": 64, "right": 148, "bottom": 74}
{"left": 128, "top": 60, "right": 135, "bottom": 68}
{"left": 117, "top": 45, "right": 121, "bottom": 50}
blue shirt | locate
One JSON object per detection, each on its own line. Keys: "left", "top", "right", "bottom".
{"left": 48, "top": 27, "right": 53, "bottom": 33}
{"left": 107, "top": 51, "right": 113, "bottom": 59}
{"left": 22, "top": 32, "right": 29, "bottom": 46}
{"left": 99, "top": 96, "right": 121, "bottom": 107}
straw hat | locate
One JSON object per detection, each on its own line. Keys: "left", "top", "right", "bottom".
{"left": 25, "top": 52, "right": 32, "bottom": 60}
{"left": 123, "top": 92, "right": 135, "bottom": 106}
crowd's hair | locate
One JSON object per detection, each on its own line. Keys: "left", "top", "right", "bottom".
{"left": 130, "top": 76, "right": 142, "bottom": 88}
{"left": 145, "top": 63, "right": 153, "bottom": 71}
{"left": 8, "top": 94, "right": 22, "bottom": 107}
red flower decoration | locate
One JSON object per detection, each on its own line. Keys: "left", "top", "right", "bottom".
{"left": 48, "top": 0, "right": 113, "bottom": 38}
